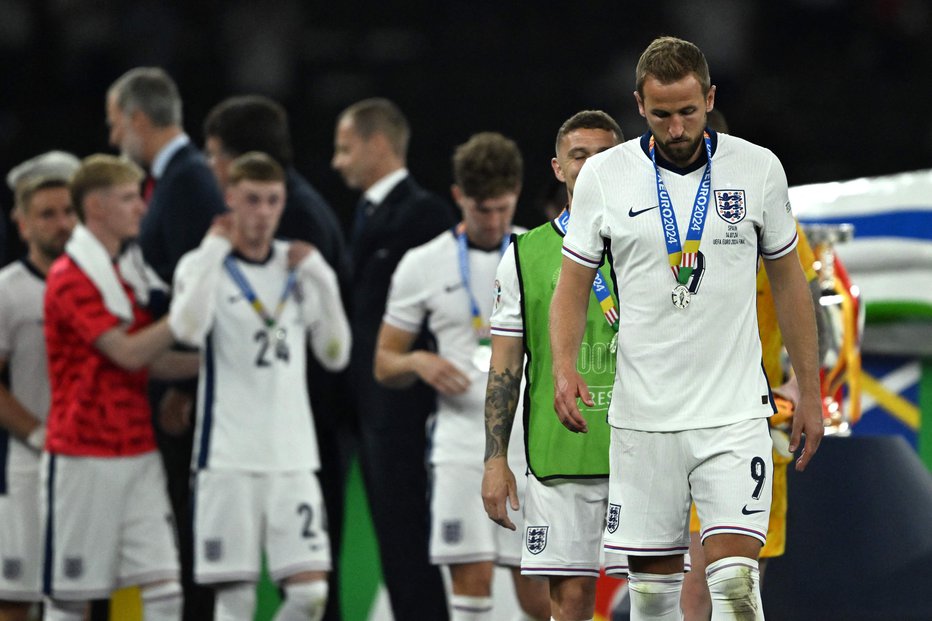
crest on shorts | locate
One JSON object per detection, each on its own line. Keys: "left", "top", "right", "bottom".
{"left": 64, "top": 557, "right": 83, "bottom": 579}
{"left": 442, "top": 520, "right": 462, "bottom": 544}
{"left": 3, "top": 558, "right": 22, "bottom": 580}
{"left": 525, "top": 526, "right": 548, "bottom": 555}
{"left": 607, "top": 503, "right": 621, "bottom": 534}
{"left": 714, "top": 190, "right": 746, "bottom": 224}
{"left": 205, "top": 538, "right": 224, "bottom": 562}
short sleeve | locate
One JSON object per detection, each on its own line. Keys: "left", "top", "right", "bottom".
{"left": 382, "top": 247, "right": 428, "bottom": 334}
{"left": 562, "top": 162, "right": 606, "bottom": 268}
{"left": 490, "top": 242, "right": 522, "bottom": 337}
{"left": 47, "top": 271, "right": 120, "bottom": 345}
{"left": 759, "top": 153, "right": 798, "bottom": 260}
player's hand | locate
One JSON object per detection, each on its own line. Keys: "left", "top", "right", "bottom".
{"left": 789, "top": 391, "right": 823, "bottom": 471}
{"left": 287, "top": 241, "right": 316, "bottom": 269}
{"left": 158, "top": 388, "right": 193, "bottom": 436}
{"left": 481, "top": 456, "right": 518, "bottom": 531}
{"left": 553, "top": 367, "right": 591, "bottom": 433}
{"left": 207, "top": 212, "right": 234, "bottom": 242}
{"left": 412, "top": 351, "right": 470, "bottom": 396}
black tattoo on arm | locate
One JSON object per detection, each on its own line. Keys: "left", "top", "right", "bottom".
{"left": 484, "top": 365, "right": 522, "bottom": 462}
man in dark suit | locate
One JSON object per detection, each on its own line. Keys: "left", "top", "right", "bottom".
{"left": 106, "top": 67, "right": 226, "bottom": 621}
{"left": 203, "top": 94, "right": 350, "bottom": 621}
{"left": 333, "top": 98, "right": 455, "bottom": 620}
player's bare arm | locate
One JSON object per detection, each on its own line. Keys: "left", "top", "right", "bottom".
{"left": 0, "top": 358, "right": 44, "bottom": 449}
{"left": 765, "top": 251, "right": 823, "bottom": 471}
{"left": 550, "top": 257, "right": 597, "bottom": 433}
{"left": 95, "top": 317, "right": 181, "bottom": 372}
{"left": 481, "top": 335, "right": 523, "bottom": 530}
{"left": 374, "top": 322, "right": 470, "bottom": 395}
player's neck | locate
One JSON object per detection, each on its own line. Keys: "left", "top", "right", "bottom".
{"left": 26, "top": 247, "right": 56, "bottom": 275}
{"left": 233, "top": 238, "right": 272, "bottom": 262}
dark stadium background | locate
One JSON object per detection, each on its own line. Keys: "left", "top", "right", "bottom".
{"left": 2, "top": 0, "right": 931, "bottom": 256}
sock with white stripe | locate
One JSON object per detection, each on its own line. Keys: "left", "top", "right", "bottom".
{"left": 627, "top": 571, "right": 684, "bottom": 620}
{"left": 706, "top": 557, "right": 763, "bottom": 620}
{"left": 450, "top": 594, "right": 493, "bottom": 621}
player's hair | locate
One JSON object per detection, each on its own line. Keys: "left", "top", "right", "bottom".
{"left": 14, "top": 178, "right": 70, "bottom": 217}
{"left": 108, "top": 67, "right": 183, "bottom": 127}
{"left": 453, "top": 132, "right": 523, "bottom": 201}
{"left": 554, "top": 110, "right": 624, "bottom": 155}
{"left": 70, "top": 154, "right": 144, "bottom": 221}
{"left": 204, "top": 95, "right": 293, "bottom": 167}
{"left": 338, "top": 98, "right": 410, "bottom": 159}
{"left": 635, "top": 36, "right": 711, "bottom": 97}
{"left": 227, "top": 152, "right": 285, "bottom": 185}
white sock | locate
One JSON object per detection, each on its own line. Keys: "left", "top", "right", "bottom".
{"left": 627, "top": 571, "right": 684, "bottom": 620}
{"left": 43, "top": 599, "right": 85, "bottom": 621}
{"left": 706, "top": 557, "right": 763, "bottom": 620}
{"left": 450, "top": 594, "right": 493, "bottom": 621}
{"left": 141, "top": 581, "right": 183, "bottom": 621}
{"left": 214, "top": 582, "right": 257, "bottom": 621}
{"left": 273, "top": 580, "right": 328, "bottom": 621}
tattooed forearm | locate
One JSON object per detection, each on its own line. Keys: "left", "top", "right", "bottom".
{"left": 484, "top": 364, "right": 522, "bottom": 462}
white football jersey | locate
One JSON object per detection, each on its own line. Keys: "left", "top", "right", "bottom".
{"left": 563, "top": 131, "right": 798, "bottom": 432}
{"left": 384, "top": 229, "right": 526, "bottom": 467}
{"left": 0, "top": 260, "right": 49, "bottom": 473}
{"left": 172, "top": 237, "right": 350, "bottom": 472}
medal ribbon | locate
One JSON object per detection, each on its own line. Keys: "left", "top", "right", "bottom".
{"left": 649, "top": 131, "right": 713, "bottom": 285}
{"left": 456, "top": 223, "right": 510, "bottom": 346}
{"left": 554, "top": 209, "right": 619, "bottom": 331}
{"left": 223, "top": 255, "right": 297, "bottom": 329}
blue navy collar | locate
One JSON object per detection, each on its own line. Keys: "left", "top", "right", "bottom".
{"left": 640, "top": 128, "right": 719, "bottom": 175}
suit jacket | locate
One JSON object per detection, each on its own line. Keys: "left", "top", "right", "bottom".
{"left": 139, "top": 143, "right": 226, "bottom": 285}
{"left": 350, "top": 174, "right": 457, "bottom": 429}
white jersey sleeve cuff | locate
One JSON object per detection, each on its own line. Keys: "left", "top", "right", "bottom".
{"left": 561, "top": 243, "right": 602, "bottom": 268}
{"left": 382, "top": 312, "right": 421, "bottom": 334}
{"left": 490, "top": 323, "right": 523, "bottom": 337}
{"left": 761, "top": 229, "right": 798, "bottom": 260}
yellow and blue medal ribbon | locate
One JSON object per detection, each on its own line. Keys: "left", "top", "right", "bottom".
{"left": 649, "top": 131, "right": 713, "bottom": 286}
{"left": 554, "top": 209, "right": 619, "bottom": 331}
{"left": 456, "top": 223, "right": 510, "bottom": 348}
{"left": 223, "top": 254, "right": 297, "bottom": 330}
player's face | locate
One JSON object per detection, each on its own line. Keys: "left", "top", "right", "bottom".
{"left": 18, "top": 186, "right": 77, "bottom": 261}
{"left": 455, "top": 190, "right": 518, "bottom": 250}
{"left": 106, "top": 93, "right": 146, "bottom": 166}
{"left": 205, "top": 136, "right": 235, "bottom": 188}
{"left": 226, "top": 179, "right": 286, "bottom": 248}
{"left": 332, "top": 118, "right": 378, "bottom": 191}
{"left": 552, "top": 128, "right": 619, "bottom": 199}
{"left": 100, "top": 181, "right": 147, "bottom": 242}
{"left": 636, "top": 74, "right": 715, "bottom": 168}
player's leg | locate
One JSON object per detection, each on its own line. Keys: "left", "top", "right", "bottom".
{"left": 681, "top": 513, "right": 711, "bottom": 621}
{"left": 509, "top": 569, "right": 549, "bottom": 620}
{"left": 40, "top": 455, "right": 123, "bottom": 620}
{"left": 190, "top": 469, "right": 263, "bottom": 620}
{"left": 0, "top": 467, "right": 44, "bottom": 621}
{"left": 522, "top": 477, "right": 610, "bottom": 621}
{"left": 117, "top": 453, "right": 184, "bottom": 621}
{"left": 448, "top": 562, "right": 494, "bottom": 621}
{"left": 605, "top": 428, "right": 691, "bottom": 621}
{"left": 266, "top": 471, "right": 331, "bottom": 621}
{"left": 690, "top": 420, "right": 772, "bottom": 621}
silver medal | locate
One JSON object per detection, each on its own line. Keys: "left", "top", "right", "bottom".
{"left": 472, "top": 344, "right": 492, "bottom": 373}
{"left": 672, "top": 284, "right": 691, "bottom": 309}
{"left": 274, "top": 327, "right": 289, "bottom": 361}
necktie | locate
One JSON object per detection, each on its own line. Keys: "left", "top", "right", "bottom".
{"left": 142, "top": 174, "right": 156, "bottom": 204}
{"left": 352, "top": 197, "right": 376, "bottom": 244}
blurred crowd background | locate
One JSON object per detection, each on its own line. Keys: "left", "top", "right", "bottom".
{"left": 2, "top": 0, "right": 931, "bottom": 254}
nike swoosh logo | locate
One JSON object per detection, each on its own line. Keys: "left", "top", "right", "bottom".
{"left": 628, "top": 205, "right": 659, "bottom": 217}
{"left": 741, "top": 505, "right": 765, "bottom": 515}
{"left": 228, "top": 294, "right": 243, "bottom": 304}
{"left": 444, "top": 283, "right": 463, "bottom": 293}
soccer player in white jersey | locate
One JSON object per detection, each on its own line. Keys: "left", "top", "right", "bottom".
{"left": 0, "top": 152, "right": 78, "bottom": 621}
{"left": 551, "top": 36, "right": 823, "bottom": 621}
{"left": 169, "top": 152, "right": 350, "bottom": 621}
{"left": 374, "top": 132, "right": 549, "bottom": 621}
{"left": 483, "top": 112, "right": 625, "bottom": 621}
